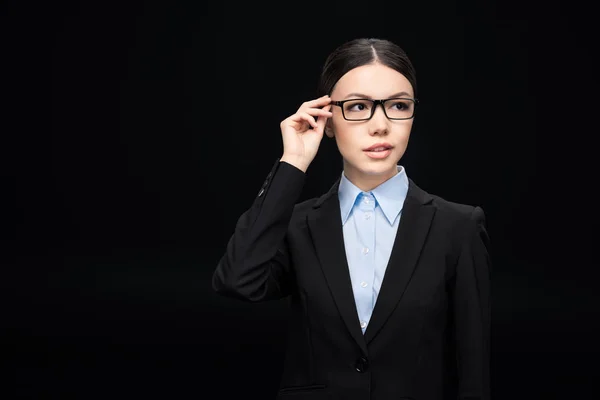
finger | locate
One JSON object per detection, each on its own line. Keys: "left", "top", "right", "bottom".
{"left": 289, "top": 111, "right": 318, "bottom": 130}
{"left": 303, "top": 107, "right": 333, "bottom": 118}
{"left": 315, "top": 105, "right": 331, "bottom": 133}
{"left": 299, "top": 95, "right": 331, "bottom": 111}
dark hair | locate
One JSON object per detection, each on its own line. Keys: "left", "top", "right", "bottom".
{"left": 317, "top": 38, "right": 417, "bottom": 98}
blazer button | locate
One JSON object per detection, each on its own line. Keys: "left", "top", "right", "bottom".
{"left": 354, "top": 357, "right": 369, "bottom": 373}
{"left": 257, "top": 180, "right": 268, "bottom": 197}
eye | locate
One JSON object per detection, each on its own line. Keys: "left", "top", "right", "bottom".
{"left": 388, "top": 100, "right": 409, "bottom": 111}
{"left": 384, "top": 99, "right": 415, "bottom": 119}
{"left": 344, "top": 100, "right": 371, "bottom": 113}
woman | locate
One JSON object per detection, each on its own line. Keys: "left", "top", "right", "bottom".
{"left": 212, "top": 37, "right": 491, "bottom": 400}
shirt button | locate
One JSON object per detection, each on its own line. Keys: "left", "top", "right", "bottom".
{"left": 360, "top": 321, "right": 367, "bottom": 329}
{"left": 362, "top": 247, "right": 369, "bottom": 254}
{"left": 364, "top": 213, "right": 371, "bottom": 220}
{"left": 360, "top": 281, "right": 368, "bottom": 288}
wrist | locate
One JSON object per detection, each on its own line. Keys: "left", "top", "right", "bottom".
{"left": 280, "top": 154, "right": 309, "bottom": 173}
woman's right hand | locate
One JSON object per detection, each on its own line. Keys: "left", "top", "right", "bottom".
{"left": 279, "top": 95, "right": 332, "bottom": 172}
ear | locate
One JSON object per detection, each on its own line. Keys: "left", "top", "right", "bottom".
{"left": 324, "top": 119, "right": 334, "bottom": 138}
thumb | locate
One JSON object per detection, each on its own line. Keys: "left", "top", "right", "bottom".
{"left": 315, "top": 105, "right": 331, "bottom": 135}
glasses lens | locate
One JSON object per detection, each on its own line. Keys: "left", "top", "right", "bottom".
{"left": 342, "top": 99, "right": 373, "bottom": 120}
{"left": 342, "top": 99, "right": 415, "bottom": 120}
{"left": 383, "top": 98, "right": 415, "bottom": 119}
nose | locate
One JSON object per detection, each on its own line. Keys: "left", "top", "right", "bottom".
{"left": 369, "top": 103, "right": 389, "bottom": 136}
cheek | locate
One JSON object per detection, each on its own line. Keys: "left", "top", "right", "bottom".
{"left": 394, "top": 121, "right": 414, "bottom": 142}
{"left": 332, "top": 123, "right": 360, "bottom": 148}
{"left": 331, "top": 115, "right": 360, "bottom": 138}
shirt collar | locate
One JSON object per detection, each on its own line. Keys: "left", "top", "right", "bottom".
{"left": 338, "top": 165, "right": 409, "bottom": 225}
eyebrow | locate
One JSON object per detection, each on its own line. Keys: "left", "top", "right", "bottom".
{"left": 343, "top": 91, "right": 412, "bottom": 99}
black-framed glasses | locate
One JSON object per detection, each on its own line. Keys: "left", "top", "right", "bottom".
{"left": 330, "top": 97, "right": 418, "bottom": 121}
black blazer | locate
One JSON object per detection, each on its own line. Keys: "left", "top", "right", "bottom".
{"left": 213, "top": 159, "right": 492, "bottom": 400}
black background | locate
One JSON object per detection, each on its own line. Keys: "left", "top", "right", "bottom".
{"left": 4, "top": 0, "right": 598, "bottom": 399}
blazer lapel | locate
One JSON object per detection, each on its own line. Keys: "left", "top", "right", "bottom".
{"left": 307, "top": 179, "right": 368, "bottom": 355}
{"left": 364, "top": 178, "right": 435, "bottom": 344}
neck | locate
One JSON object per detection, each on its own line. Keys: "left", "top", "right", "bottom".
{"left": 343, "top": 164, "right": 399, "bottom": 192}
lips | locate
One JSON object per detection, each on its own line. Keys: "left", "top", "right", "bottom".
{"left": 364, "top": 143, "right": 393, "bottom": 152}
{"left": 364, "top": 143, "right": 393, "bottom": 159}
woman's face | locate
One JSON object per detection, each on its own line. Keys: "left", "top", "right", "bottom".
{"left": 326, "top": 63, "right": 415, "bottom": 191}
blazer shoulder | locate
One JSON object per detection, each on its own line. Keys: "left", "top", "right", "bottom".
{"left": 410, "top": 179, "right": 485, "bottom": 226}
{"left": 431, "top": 194, "right": 482, "bottom": 218}
{"left": 417, "top": 185, "right": 489, "bottom": 253}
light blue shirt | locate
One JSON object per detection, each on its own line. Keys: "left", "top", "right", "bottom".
{"left": 338, "top": 165, "right": 409, "bottom": 334}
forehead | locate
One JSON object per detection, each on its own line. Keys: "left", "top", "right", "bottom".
{"left": 332, "top": 63, "right": 413, "bottom": 98}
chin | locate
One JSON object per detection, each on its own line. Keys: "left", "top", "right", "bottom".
{"left": 361, "top": 166, "right": 394, "bottom": 176}
{"left": 357, "top": 160, "right": 398, "bottom": 176}
{"left": 343, "top": 152, "right": 400, "bottom": 178}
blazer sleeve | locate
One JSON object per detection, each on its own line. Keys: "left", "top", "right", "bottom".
{"left": 212, "top": 159, "right": 305, "bottom": 302}
{"left": 453, "top": 206, "right": 492, "bottom": 400}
